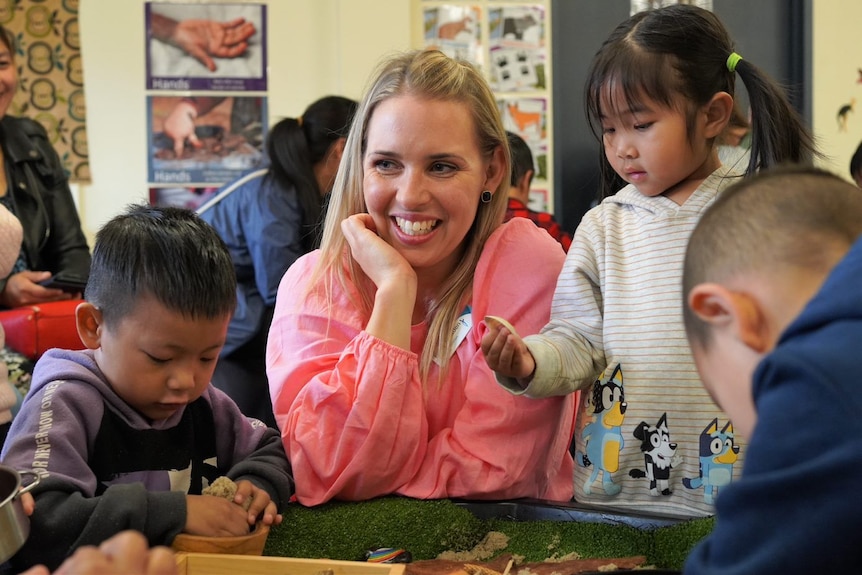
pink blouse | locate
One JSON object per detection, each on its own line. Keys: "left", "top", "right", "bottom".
{"left": 266, "top": 218, "right": 575, "bottom": 505}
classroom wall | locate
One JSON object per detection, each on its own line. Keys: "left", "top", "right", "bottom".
{"left": 75, "top": 1, "right": 862, "bottom": 240}
{"left": 78, "top": 0, "right": 414, "bottom": 239}
{"left": 811, "top": 0, "right": 862, "bottom": 180}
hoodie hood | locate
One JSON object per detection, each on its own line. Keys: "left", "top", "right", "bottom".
{"left": 30, "top": 348, "right": 185, "bottom": 430}
{"left": 779, "top": 236, "right": 862, "bottom": 345}
{"left": 602, "top": 164, "right": 743, "bottom": 217}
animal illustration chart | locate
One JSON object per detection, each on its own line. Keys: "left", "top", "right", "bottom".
{"left": 499, "top": 97, "right": 548, "bottom": 212}
{"left": 422, "top": 5, "right": 482, "bottom": 68}
{"left": 421, "top": 1, "right": 553, "bottom": 213}
{"left": 629, "top": 0, "right": 713, "bottom": 16}
{"left": 489, "top": 5, "right": 545, "bottom": 92}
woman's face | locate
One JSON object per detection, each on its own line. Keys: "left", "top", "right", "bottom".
{"left": 0, "top": 40, "right": 17, "bottom": 119}
{"left": 362, "top": 93, "right": 503, "bottom": 283}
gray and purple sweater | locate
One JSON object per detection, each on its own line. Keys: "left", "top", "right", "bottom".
{"left": 0, "top": 348, "right": 294, "bottom": 572}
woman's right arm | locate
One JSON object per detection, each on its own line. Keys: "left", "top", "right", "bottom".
{"left": 340, "top": 213, "right": 416, "bottom": 349}
{"left": 266, "top": 253, "right": 431, "bottom": 505}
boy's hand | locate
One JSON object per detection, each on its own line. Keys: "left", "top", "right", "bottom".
{"left": 21, "top": 491, "right": 35, "bottom": 516}
{"left": 234, "top": 479, "right": 283, "bottom": 527}
{"left": 481, "top": 315, "right": 536, "bottom": 384}
{"left": 184, "top": 495, "right": 251, "bottom": 536}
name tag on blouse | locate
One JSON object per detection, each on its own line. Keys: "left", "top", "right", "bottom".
{"left": 435, "top": 305, "right": 472, "bottom": 365}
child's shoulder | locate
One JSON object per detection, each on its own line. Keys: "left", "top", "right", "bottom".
{"left": 24, "top": 349, "right": 111, "bottom": 411}
{"left": 199, "top": 385, "right": 254, "bottom": 426}
{"left": 487, "top": 218, "right": 566, "bottom": 261}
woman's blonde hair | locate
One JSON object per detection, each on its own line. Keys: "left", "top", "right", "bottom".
{"left": 313, "top": 49, "right": 510, "bottom": 382}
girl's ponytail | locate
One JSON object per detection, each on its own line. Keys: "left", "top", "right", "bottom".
{"left": 266, "top": 117, "right": 322, "bottom": 250}
{"left": 733, "top": 56, "right": 818, "bottom": 174}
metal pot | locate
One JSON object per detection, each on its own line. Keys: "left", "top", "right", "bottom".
{"left": 0, "top": 465, "right": 40, "bottom": 563}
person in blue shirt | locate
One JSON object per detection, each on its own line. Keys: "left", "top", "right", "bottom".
{"left": 682, "top": 166, "right": 862, "bottom": 574}
{"left": 198, "top": 95, "right": 357, "bottom": 426}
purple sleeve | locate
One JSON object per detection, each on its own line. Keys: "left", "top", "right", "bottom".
{"left": 206, "top": 386, "right": 294, "bottom": 507}
{"left": 2, "top": 380, "right": 187, "bottom": 572}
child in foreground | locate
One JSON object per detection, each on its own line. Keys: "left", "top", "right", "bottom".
{"left": 482, "top": 3, "right": 816, "bottom": 518}
{"left": 1, "top": 204, "right": 294, "bottom": 572}
{"left": 682, "top": 166, "right": 862, "bottom": 574}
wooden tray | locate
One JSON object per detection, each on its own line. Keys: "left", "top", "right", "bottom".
{"left": 175, "top": 553, "right": 407, "bottom": 575}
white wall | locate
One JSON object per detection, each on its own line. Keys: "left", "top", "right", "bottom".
{"left": 811, "top": 0, "right": 862, "bottom": 180}
{"left": 78, "top": 0, "right": 413, "bottom": 239}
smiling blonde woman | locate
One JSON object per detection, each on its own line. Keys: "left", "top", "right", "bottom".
{"left": 266, "top": 49, "right": 575, "bottom": 505}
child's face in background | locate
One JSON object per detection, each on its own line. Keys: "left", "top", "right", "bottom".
{"left": 599, "top": 88, "right": 719, "bottom": 205}
{"left": 93, "top": 294, "right": 229, "bottom": 422}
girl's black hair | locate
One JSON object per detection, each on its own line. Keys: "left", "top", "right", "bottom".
{"left": 266, "top": 95, "right": 358, "bottom": 249}
{"left": 585, "top": 4, "right": 817, "bottom": 197}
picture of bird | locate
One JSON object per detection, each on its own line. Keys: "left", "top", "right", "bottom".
{"left": 838, "top": 98, "right": 856, "bottom": 132}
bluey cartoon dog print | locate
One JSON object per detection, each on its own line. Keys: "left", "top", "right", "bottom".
{"left": 628, "top": 412, "right": 682, "bottom": 496}
{"left": 683, "top": 419, "right": 739, "bottom": 504}
{"left": 577, "top": 364, "right": 626, "bottom": 495}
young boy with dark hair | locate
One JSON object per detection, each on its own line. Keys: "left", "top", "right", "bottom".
{"left": 682, "top": 166, "right": 862, "bottom": 574}
{"left": 504, "top": 131, "right": 571, "bottom": 251}
{"left": 1, "top": 204, "right": 293, "bottom": 572}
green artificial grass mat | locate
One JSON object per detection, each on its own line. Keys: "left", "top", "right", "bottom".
{"left": 263, "top": 497, "right": 714, "bottom": 570}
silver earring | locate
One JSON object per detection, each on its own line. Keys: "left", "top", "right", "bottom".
{"left": 480, "top": 190, "right": 492, "bottom": 203}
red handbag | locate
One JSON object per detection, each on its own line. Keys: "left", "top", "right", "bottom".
{"left": 0, "top": 299, "right": 84, "bottom": 359}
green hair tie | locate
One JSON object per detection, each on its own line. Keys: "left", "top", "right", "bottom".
{"left": 726, "top": 52, "right": 743, "bottom": 73}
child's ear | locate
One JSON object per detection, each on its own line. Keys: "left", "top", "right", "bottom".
{"left": 75, "top": 302, "right": 103, "bottom": 350}
{"left": 703, "top": 91, "right": 734, "bottom": 140}
{"left": 688, "top": 283, "right": 770, "bottom": 353}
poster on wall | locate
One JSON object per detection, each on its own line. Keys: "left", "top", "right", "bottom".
{"left": 489, "top": 5, "right": 546, "bottom": 92}
{"left": 149, "top": 186, "right": 217, "bottom": 210}
{"left": 528, "top": 187, "right": 550, "bottom": 213}
{"left": 147, "top": 95, "right": 266, "bottom": 186}
{"left": 630, "top": 0, "right": 713, "bottom": 16}
{"left": 499, "top": 97, "right": 548, "bottom": 181}
{"left": 5, "top": 0, "right": 90, "bottom": 182}
{"left": 423, "top": 5, "right": 483, "bottom": 69}
{"left": 145, "top": 2, "right": 266, "bottom": 91}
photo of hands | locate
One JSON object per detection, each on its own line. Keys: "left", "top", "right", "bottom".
{"left": 147, "top": 95, "right": 266, "bottom": 186}
{"left": 145, "top": 2, "right": 266, "bottom": 91}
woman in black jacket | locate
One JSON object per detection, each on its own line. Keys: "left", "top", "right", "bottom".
{"left": 0, "top": 25, "right": 90, "bottom": 309}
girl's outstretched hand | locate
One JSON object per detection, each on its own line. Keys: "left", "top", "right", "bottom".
{"left": 481, "top": 315, "right": 536, "bottom": 385}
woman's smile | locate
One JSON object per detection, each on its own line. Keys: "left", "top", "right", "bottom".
{"left": 394, "top": 216, "right": 439, "bottom": 236}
